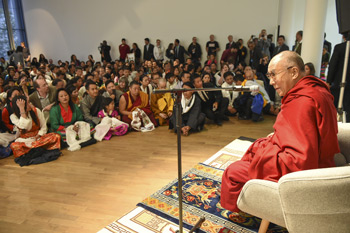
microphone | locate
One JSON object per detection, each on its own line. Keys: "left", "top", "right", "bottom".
{"left": 153, "top": 85, "right": 259, "bottom": 94}
{"left": 232, "top": 85, "right": 259, "bottom": 92}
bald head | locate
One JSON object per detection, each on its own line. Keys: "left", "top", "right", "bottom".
{"left": 158, "top": 78, "right": 167, "bottom": 89}
{"left": 268, "top": 51, "right": 305, "bottom": 96}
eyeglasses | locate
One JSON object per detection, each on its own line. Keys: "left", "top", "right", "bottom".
{"left": 266, "top": 66, "right": 294, "bottom": 80}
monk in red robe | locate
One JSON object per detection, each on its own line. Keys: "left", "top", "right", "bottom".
{"left": 221, "top": 51, "right": 340, "bottom": 212}
{"left": 119, "top": 81, "right": 158, "bottom": 127}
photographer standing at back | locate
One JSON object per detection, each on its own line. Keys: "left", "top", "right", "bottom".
{"left": 98, "top": 40, "right": 112, "bottom": 63}
{"left": 258, "top": 29, "right": 271, "bottom": 59}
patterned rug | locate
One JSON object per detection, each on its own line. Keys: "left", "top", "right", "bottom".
{"left": 137, "top": 163, "right": 287, "bottom": 233}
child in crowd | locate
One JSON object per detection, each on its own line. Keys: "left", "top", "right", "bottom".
{"left": 95, "top": 97, "right": 128, "bottom": 141}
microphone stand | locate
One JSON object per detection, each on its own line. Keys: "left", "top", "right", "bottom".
{"left": 153, "top": 86, "right": 253, "bottom": 233}
{"left": 337, "top": 32, "right": 350, "bottom": 123}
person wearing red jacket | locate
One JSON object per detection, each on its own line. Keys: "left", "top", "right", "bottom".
{"left": 221, "top": 51, "right": 340, "bottom": 212}
{"left": 119, "top": 38, "right": 130, "bottom": 62}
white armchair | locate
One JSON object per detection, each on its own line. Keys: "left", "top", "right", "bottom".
{"left": 237, "top": 123, "right": 350, "bottom": 233}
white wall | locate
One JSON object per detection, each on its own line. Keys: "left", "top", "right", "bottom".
{"left": 22, "top": 0, "right": 279, "bottom": 63}
{"left": 278, "top": 0, "right": 342, "bottom": 54}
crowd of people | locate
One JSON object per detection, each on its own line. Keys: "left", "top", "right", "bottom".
{"left": 0, "top": 28, "right": 343, "bottom": 165}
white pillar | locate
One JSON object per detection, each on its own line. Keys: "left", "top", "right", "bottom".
{"left": 301, "top": 0, "right": 328, "bottom": 76}
{"left": 278, "top": 0, "right": 306, "bottom": 49}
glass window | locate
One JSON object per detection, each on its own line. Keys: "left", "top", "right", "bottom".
{"left": 0, "top": 1, "right": 11, "bottom": 58}
{"left": 8, "top": 0, "right": 26, "bottom": 49}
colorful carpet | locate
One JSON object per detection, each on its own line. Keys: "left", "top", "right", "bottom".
{"left": 137, "top": 163, "right": 287, "bottom": 233}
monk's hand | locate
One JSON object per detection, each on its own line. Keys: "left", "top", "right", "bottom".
{"left": 168, "top": 111, "right": 173, "bottom": 117}
{"left": 159, "top": 113, "right": 168, "bottom": 119}
{"left": 213, "top": 102, "right": 218, "bottom": 111}
{"left": 110, "top": 94, "right": 115, "bottom": 100}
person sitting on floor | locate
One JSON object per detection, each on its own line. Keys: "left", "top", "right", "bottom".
{"left": 115, "top": 77, "right": 129, "bottom": 93}
{"left": 193, "top": 74, "right": 229, "bottom": 126}
{"left": 221, "top": 72, "right": 239, "bottom": 116}
{"left": 140, "top": 74, "right": 153, "bottom": 103}
{"left": 10, "top": 95, "right": 61, "bottom": 159}
{"left": 237, "top": 69, "right": 279, "bottom": 121}
{"left": 119, "top": 81, "right": 158, "bottom": 131}
{"left": 220, "top": 51, "right": 340, "bottom": 214}
{"left": 169, "top": 82, "right": 205, "bottom": 135}
{"left": 50, "top": 88, "right": 95, "bottom": 151}
{"left": 102, "top": 80, "right": 124, "bottom": 110}
{"left": 80, "top": 80, "right": 105, "bottom": 126}
{"left": 66, "top": 85, "right": 81, "bottom": 106}
{"left": 2, "top": 86, "right": 22, "bottom": 133}
{"left": 175, "top": 71, "right": 191, "bottom": 89}
{"left": 151, "top": 78, "right": 174, "bottom": 126}
{"left": 29, "top": 76, "right": 56, "bottom": 122}
{"left": 94, "top": 97, "right": 128, "bottom": 141}
{"left": 165, "top": 72, "right": 177, "bottom": 89}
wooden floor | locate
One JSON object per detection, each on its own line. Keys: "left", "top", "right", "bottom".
{"left": 0, "top": 116, "right": 276, "bottom": 233}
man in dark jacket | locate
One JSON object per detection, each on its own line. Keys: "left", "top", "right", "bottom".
{"left": 327, "top": 32, "right": 350, "bottom": 122}
{"left": 173, "top": 39, "right": 188, "bottom": 64}
{"left": 193, "top": 74, "right": 228, "bottom": 126}
{"left": 143, "top": 38, "right": 154, "bottom": 61}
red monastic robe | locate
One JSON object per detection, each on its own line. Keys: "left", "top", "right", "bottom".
{"left": 221, "top": 76, "right": 340, "bottom": 212}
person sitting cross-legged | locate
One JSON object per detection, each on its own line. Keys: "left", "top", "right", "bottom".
{"left": 80, "top": 80, "right": 105, "bottom": 127}
{"left": 169, "top": 82, "right": 205, "bottom": 136}
{"left": 10, "top": 95, "right": 61, "bottom": 164}
{"left": 50, "top": 88, "right": 96, "bottom": 151}
{"left": 221, "top": 72, "right": 239, "bottom": 116}
{"left": 192, "top": 74, "right": 229, "bottom": 126}
{"left": 151, "top": 78, "right": 174, "bottom": 126}
{"left": 119, "top": 81, "right": 158, "bottom": 131}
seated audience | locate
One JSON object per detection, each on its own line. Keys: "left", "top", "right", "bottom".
{"left": 214, "top": 63, "right": 230, "bottom": 86}
{"left": 119, "top": 81, "right": 157, "bottom": 131}
{"left": 235, "top": 69, "right": 277, "bottom": 121}
{"left": 116, "top": 77, "right": 128, "bottom": 93}
{"left": 102, "top": 80, "right": 123, "bottom": 109}
{"left": 151, "top": 78, "right": 174, "bottom": 126}
{"left": 140, "top": 75, "right": 153, "bottom": 101}
{"left": 2, "top": 86, "right": 22, "bottom": 132}
{"left": 10, "top": 95, "right": 61, "bottom": 158}
{"left": 80, "top": 80, "right": 105, "bottom": 126}
{"left": 175, "top": 71, "right": 191, "bottom": 89}
{"left": 17, "top": 74, "right": 34, "bottom": 97}
{"left": 193, "top": 74, "right": 229, "bottom": 125}
{"left": 66, "top": 85, "right": 80, "bottom": 106}
{"left": 165, "top": 72, "right": 177, "bottom": 89}
{"left": 94, "top": 97, "right": 128, "bottom": 141}
{"left": 29, "top": 76, "right": 56, "bottom": 121}
{"left": 221, "top": 72, "right": 239, "bottom": 116}
{"left": 169, "top": 82, "right": 205, "bottom": 135}
{"left": 50, "top": 88, "right": 94, "bottom": 151}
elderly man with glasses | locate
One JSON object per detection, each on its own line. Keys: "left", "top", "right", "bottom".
{"left": 220, "top": 51, "right": 340, "bottom": 214}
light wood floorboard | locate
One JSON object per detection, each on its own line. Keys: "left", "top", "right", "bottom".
{"left": 0, "top": 116, "right": 276, "bottom": 233}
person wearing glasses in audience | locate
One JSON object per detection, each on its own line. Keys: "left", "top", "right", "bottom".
{"left": 221, "top": 51, "right": 339, "bottom": 214}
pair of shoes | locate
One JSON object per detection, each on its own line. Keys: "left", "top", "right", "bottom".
{"left": 222, "top": 115, "right": 229, "bottom": 121}
{"left": 215, "top": 120, "right": 223, "bottom": 126}
{"left": 252, "top": 116, "right": 264, "bottom": 122}
{"left": 238, "top": 115, "right": 250, "bottom": 120}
